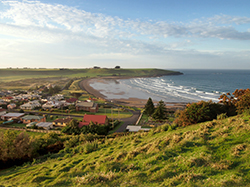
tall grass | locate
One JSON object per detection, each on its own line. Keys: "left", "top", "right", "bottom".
{"left": 1, "top": 114, "right": 250, "bottom": 186}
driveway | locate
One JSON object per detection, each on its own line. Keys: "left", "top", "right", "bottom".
{"left": 115, "top": 110, "right": 141, "bottom": 132}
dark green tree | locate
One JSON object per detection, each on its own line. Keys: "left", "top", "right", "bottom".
{"left": 144, "top": 97, "right": 155, "bottom": 116}
{"left": 61, "top": 119, "right": 80, "bottom": 134}
{"left": 152, "top": 100, "right": 167, "bottom": 120}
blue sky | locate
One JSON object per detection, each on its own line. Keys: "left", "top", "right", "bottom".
{"left": 0, "top": 0, "right": 250, "bottom": 69}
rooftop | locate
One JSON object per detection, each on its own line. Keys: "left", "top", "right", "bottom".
{"left": 21, "top": 115, "right": 44, "bottom": 120}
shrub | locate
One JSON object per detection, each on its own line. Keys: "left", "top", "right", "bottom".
{"left": 217, "top": 113, "right": 227, "bottom": 120}
{"left": 64, "top": 135, "right": 79, "bottom": 149}
{"left": 84, "top": 140, "right": 98, "bottom": 154}
{"left": 174, "top": 101, "right": 228, "bottom": 127}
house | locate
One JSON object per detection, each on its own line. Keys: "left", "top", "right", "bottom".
{"left": 66, "top": 98, "right": 78, "bottom": 104}
{"left": 79, "top": 114, "right": 108, "bottom": 128}
{"left": 42, "top": 100, "right": 62, "bottom": 110}
{"left": 60, "top": 100, "right": 71, "bottom": 107}
{"left": 20, "top": 100, "right": 41, "bottom": 110}
{"left": 2, "top": 96, "right": 14, "bottom": 102}
{"left": 0, "top": 108, "right": 6, "bottom": 116}
{"left": 47, "top": 94, "right": 64, "bottom": 101}
{"left": 26, "top": 121, "right": 37, "bottom": 128}
{"left": 53, "top": 117, "right": 73, "bottom": 127}
{"left": 36, "top": 122, "right": 53, "bottom": 130}
{"left": 7, "top": 103, "right": 17, "bottom": 110}
{"left": 21, "top": 115, "right": 46, "bottom": 124}
{"left": 0, "top": 99, "right": 7, "bottom": 105}
{"left": 1, "top": 113, "right": 25, "bottom": 121}
{"left": 75, "top": 101, "right": 98, "bottom": 112}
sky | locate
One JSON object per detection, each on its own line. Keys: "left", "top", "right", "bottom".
{"left": 0, "top": 0, "right": 250, "bottom": 69}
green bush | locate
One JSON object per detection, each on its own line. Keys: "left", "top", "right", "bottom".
{"left": 64, "top": 135, "right": 79, "bottom": 149}
{"left": 174, "top": 101, "right": 228, "bottom": 127}
{"left": 217, "top": 113, "right": 228, "bottom": 120}
{"left": 84, "top": 140, "right": 98, "bottom": 154}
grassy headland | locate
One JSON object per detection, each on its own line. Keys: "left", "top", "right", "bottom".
{"left": 1, "top": 113, "right": 250, "bottom": 186}
{"left": 0, "top": 68, "right": 182, "bottom": 90}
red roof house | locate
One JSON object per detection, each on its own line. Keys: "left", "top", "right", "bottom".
{"left": 78, "top": 114, "right": 108, "bottom": 128}
{"left": 66, "top": 98, "right": 78, "bottom": 103}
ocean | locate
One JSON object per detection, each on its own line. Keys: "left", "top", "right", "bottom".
{"left": 89, "top": 69, "right": 250, "bottom": 103}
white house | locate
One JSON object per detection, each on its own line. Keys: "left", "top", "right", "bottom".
{"left": 36, "top": 122, "right": 53, "bottom": 130}
{"left": 20, "top": 100, "right": 41, "bottom": 110}
{"left": 42, "top": 100, "right": 62, "bottom": 109}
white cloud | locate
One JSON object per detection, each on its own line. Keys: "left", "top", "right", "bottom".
{"left": 0, "top": 0, "right": 249, "bottom": 69}
{"left": 1, "top": 0, "right": 250, "bottom": 42}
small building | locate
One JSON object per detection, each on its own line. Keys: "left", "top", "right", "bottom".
{"left": 26, "top": 121, "right": 37, "bottom": 128}
{"left": 36, "top": 122, "right": 53, "bottom": 130}
{"left": 66, "top": 98, "right": 78, "bottom": 104}
{"left": 75, "top": 101, "right": 98, "bottom": 113}
{"left": 21, "top": 115, "right": 46, "bottom": 124}
{"left": 0, "top": 99, "right": 7, "bottom": 105}
{"left": 53, "top": 117, "right": 73, "bottom": 127}
{"left": 0, "top": 108, "right": 6, "bottom": 116}
{"left": 1, "top": 113, "right": 25, "bottom": 121}
{"left": 20, "top": 100, "right": 41, "bottom": 110}
{"left": 79, "top": 114, "right": 108, "bottom": 128}
{"left": 7, "top": 103, "right": 16, "bottom": 110}
{"left": 126, "top": 125, "right": 151, "bottom": 132}
{"left": 2, "top": 96, "right": 14, "bottom": 102}
{"left": 42, "top": 100, "right": 62, "bottom": 110}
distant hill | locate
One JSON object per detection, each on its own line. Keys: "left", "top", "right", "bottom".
{"left": 0, "top": 68, "right": 182, "bottom": 82}
{"left": 1, "top": 113, "right": 250, "bottom": 186}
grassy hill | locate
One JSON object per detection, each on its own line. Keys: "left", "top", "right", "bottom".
{"left": 1, "top": 113, "right": 250, "bottom": 186}
{"left": 0, "top": 68, "right": 181, "bottom": 82}
{"left": 0, "top": 68, "right": 182, "bottom": 90}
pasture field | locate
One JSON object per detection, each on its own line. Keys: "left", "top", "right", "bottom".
{"left": 1, "top": 114, "right": 250, "bottom": 186}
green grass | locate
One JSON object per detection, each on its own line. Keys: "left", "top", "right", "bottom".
{"left": 0, "top": 128, "right": 45, "bottom": 137}
{"left": 0, "top": 68, "right": 181, "bottom": 90}
{"left": 108, "top": 121, "right": 124, "bottom": 134}
{"left": 2, "top": 114, "right": 249, "bottom": 186}
{"left": 8, "top": 123, "right": 27, "bottom": 128}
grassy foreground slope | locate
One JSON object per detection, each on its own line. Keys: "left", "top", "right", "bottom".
{"left": 0, "top": 68, "right": 181, "bottom": 82}
{"left": 1, "top": 114, "right": 250, "bottom": 186}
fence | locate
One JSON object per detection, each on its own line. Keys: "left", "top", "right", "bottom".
{"left": 0, "top": 126, "right": 61, "bottom": 134}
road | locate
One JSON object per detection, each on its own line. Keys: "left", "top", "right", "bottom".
{"left": 115, "top": 110, "right": 141, "bottom": 132}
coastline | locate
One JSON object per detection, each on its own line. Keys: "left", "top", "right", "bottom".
{"left": 79, "top": 76, "right": 187, "bottom": 109}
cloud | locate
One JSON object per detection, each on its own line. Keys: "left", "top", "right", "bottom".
{"left": 0, "top": 0, "right": 249, "bottom": 69}
{"left": 1, "top": 0, "right": 250, "bottom": 43}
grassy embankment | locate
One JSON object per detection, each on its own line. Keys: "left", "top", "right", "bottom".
{"left": 0, "top": 68, "right": 181, "bottom": 90}
{"left": 1, "top": 113, "right": 250, "bottom": 186}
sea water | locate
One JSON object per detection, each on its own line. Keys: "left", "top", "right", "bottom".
{"left": 90, "top": 69, "right": 250, "bottom": 103}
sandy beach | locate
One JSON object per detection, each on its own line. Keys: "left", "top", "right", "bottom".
{"left": 79, "top": 77, "right": 187, "bottom": 109}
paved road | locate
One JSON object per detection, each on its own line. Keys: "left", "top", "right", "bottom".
{"left": 115, "top": 110, "right": 140, "bottom": 132}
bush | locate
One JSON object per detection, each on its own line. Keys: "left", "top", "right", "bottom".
{"left": 174, "top": 101, "right": 228, "bottom": 127}
{"left": 84, "top": 140, "right": 98, "bottom": 154}
{"left": 217, "top": 113, "right": 227, "bottom": 120}
{"left": 64, "top": 135, "right": 79, "bottom": 149}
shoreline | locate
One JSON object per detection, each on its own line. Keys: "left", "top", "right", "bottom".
{"left": 79, "top": 76, "right": 187, "bottom": 109}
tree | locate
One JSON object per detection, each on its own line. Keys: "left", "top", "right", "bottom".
{"left": 174, "top": 100, "right": 228, "bottom": 127}
{"left": 234, "top": 89, "right": 250, "bottom": 114}
{"left": 152, "top": 100, "right": 167, "bottom": 120}
{"left": 219, "top": 89, "right": 250, "bottom": 115}
{"left": 61, "top": 119, "right": 80, "bottom": 134}
{"left": 144, "top": 97, "right": 155, "bottom": 116}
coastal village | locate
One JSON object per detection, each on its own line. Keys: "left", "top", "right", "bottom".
{"left": 0, "top": 80, "right": 183, "bottom": 134}
{"left": 1, "top": 68, "right": 250, "bottom": 186}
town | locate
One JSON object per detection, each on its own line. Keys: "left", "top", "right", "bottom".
{"left": 0, "top": 82, "right": 171, "bottom": 135}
